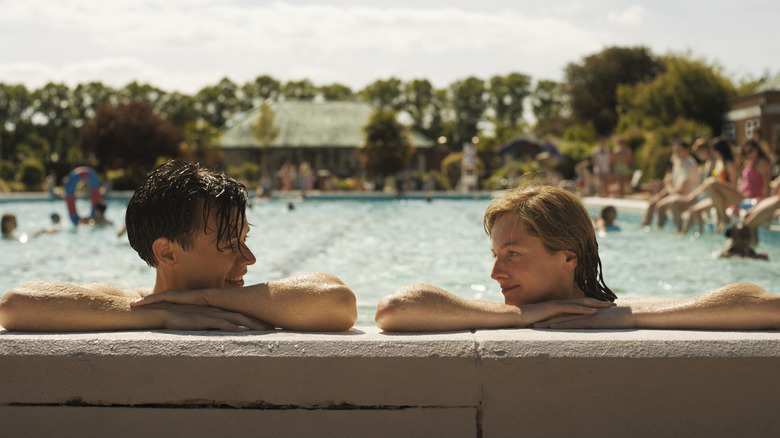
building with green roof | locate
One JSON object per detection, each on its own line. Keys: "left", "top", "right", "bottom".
{"left": 218, "top": 100, "right": 436, "bottom": 189}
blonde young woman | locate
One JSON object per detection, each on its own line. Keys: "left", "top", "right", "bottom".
{"left": 376, "top": 185, "right": 779, "bottom": 332}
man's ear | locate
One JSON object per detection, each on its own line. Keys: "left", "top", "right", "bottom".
{"left": 152, "top": 237, "right": 177, "bottom": 266}
{"left": 562, "top": 250, "right": 578, "bottom": 272}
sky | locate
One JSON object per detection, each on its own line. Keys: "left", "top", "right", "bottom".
{"left": 1, "top": 0, "right": 778, "bottom": 95}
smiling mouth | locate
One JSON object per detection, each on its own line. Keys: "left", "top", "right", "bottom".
{"left": 225, "top": 276, "right": 245, "bottom": 287}
{"left": 500, "top": 285, "right": 519, "bottom": 295}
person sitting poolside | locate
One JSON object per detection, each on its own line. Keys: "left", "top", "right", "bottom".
{"left": 375, "top": 185, "right": 779, "bottom": 332}
{"left": 0, "top": 160, "right": 357, "bottom": 332}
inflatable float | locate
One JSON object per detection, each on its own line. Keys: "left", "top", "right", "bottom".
{"left": 64, "top": 166, "right": 102, "bottom": 225}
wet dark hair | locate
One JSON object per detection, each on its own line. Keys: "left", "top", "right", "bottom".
{"left": 711, "top": 138, "right": 734, "bottom": 162}
{"left": 125, "top": 160, "right": 249, "bottom": 267}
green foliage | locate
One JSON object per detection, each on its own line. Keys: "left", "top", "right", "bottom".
{"left": 638, "top": 143, "right": 673, "bottom": 182}
{"left": 482, "top": 160, "right": 539, "bottom": 191}
{"left": 562, "top": 122, "right": 597, "bottom": 143}
{"left": 440, "top": 152, "right": 485, "bottom": 188}
{"left": 617, "top": 53, "right": 736, "bottom": 134}
{"left": 403, "top": 79, "right": 435, "bottom": 134}
{"left": 489, "top": 73, "right": 531, "bottom": 134}
{"left": 450, "top": 77, "right": 488, "bottom": 147}
{"left": 360, "top": 78, "right": 404, "bottom": 111}
{"left": 227, "top": 162, "right": 261, "bottom": 188}
{"left": 557, "top": 141, "right": 593, "bottom": 180}
{"left": 282, "top": 79, "right": 317, "bottom": 100}
{"left": 250, "top": 101, "right": 279, "bottom": 146}
{"left": 564, "top": 46, "right": 662, "bottom": 136}
{"left": 531, "top": 79, "right": 567, "bottom": 136}
{"left": 180, "top": 120, "right": 224, "bottom": 168}
{"left": 360, "top": 109, "right": 415, "bottom": 178}
{"left": 319, "top": 83, "right": 353, "bottom": 101}
{"left": 242, "top": 75, "right": 281, "bottom": 104}
{"left": 79, "top": 100, "right": 182, "bottom": 172}
{"left": 19, "top": 158, "right": 45, "bottom": 189}
{"left": 195, "top": 77, "right": 242, "bottom": 128}
{"left": 0, "top": 160, "right": 14, "bottom": 180}
{"left": 633, "top": 117, "right": 711, "bottom": 182}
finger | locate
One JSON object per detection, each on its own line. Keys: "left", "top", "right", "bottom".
{"left": 224, "top": 313, "right": 274, "bottom": 331}
{"left": 552, "top": 305, "right": 600, "bottom": 316}
{"left": 532, "top": 314, "right": 591, "bottom": 328}
{"left": 130, "top": 294, "right": 165, "bottom": 306}
{"left": 165, "top": 315, "right": 243, "bottom": 332}
{"left": 198, "top": 306, "right": 274, "bottom": 331}
{"left": 577, "top": 298, "right": 617, "bottom": 307}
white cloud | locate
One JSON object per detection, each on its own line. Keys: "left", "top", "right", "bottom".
{"left": 607, "top": 5, "right": 645, "bottom": 26}
{"left": 1, "top": 1, "right": 605, "bottom": 55}
{"left": 0, "top": 57, "right": 221, "bottom": 93}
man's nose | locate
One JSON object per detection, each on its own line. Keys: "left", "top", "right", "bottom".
{"left": 237, "top": 244, "right": 257, "bottom": 266}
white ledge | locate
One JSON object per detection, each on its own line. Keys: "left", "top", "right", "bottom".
{"left": 2, "top": 326, "right": 779, "bottom": 437}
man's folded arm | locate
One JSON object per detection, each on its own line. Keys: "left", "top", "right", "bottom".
{"left": 132, "top": 272, "right": 358, "bottom": 332}
{"left": 0, "top": 281, "right": 158, "bottom": 331}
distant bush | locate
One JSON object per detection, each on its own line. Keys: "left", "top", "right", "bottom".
{"left": 19, "top": 159, "right": 45, "bottom": 190}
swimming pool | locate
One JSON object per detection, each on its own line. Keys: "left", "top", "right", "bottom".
{"left": 2, "top": 196, "right": 779, "bottom": 325}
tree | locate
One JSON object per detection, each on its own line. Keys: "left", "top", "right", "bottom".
{"left": 79, "top": 100, "right": 181, "bottom": 172}
{"left": 118, "top": 81, "right": 165, "bottom": 107}
{"left": 359, "top": 109, "right": 414, "bottom": 180}
{"left": 195, "top": 77, "right": 242, "bottom": 128}
{"left": 31, "top": 82, "right": 80, "bottom": 162}
{"left": 450, "top": 76, "right": 487, "bottom": 148}
{"left": 488, "top": 73, "right": 531, "bottom": 138}
{"left": 0, "top": 83, "right": 33, "bottom": 161}
{"left": 241, "top": 75, "right": 281, "bottom": 107}
{"left": 360, "top": 78, "right": 403, "bottom": 111}
{"left": 179, "top": 120, "right": 223, "bottom": 168}
{"left": 616, "top": 53, "right": 737, "bottom": 134}
{"left": 157, "top": 92, "right": 199, "bottom": 129}
{"left": 250, "top": 100, "right": 280, "bottom": 181}
{"left": 251, "top": 100, "right": 279, "bottom": 146}
{"left": 564, "top": 46, "right": 662, "bottom": 136}
{"left": 71, "top": 82, "right": 117, "bottom": 126}
{"left": 282, "top": 79, "right": 317, "bottom": 100}
{"left": 319, "top": 83, "right": 353, "bottom": 101}
{"left": 403, "top": 79, "right": 434, "bottom": 136}
{"left": 531, "top": 80, "right": 567, "bottom": 136}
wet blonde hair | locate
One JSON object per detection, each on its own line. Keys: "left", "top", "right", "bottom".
{"left": 483, "top": 185, "right": 616, "bottom": 302}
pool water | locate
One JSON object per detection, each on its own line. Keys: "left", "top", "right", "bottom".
{"left": 2, "top": 197, "right": 778, "bottom": 325}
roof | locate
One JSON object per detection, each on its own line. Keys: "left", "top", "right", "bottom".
{"left": 755, "top": 72, "right": 780, "bottom": 93}
{"left": 219, "top": 100, "right": 434, "bottom": 149}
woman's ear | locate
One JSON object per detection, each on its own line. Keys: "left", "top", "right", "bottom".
{"left": 562, "top": 250, "right": 578, "bottom": 272}
{"left": 152, "top": 237, "right": 177, "bottom": 266}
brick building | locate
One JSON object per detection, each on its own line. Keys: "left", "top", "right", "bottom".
{"left": 722, "top": 73, "right": 780, "bottom": 151}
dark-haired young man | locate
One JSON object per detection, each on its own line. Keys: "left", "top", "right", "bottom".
{"left": 0, "top": 160, "right": 357, "bottom": 332}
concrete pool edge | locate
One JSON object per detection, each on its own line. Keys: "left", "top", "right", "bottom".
{"left": 2, "top": 326, "right": 779, "bottom": 437}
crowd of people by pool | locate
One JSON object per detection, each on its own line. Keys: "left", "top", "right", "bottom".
{"left": 637, "top": 133, "right": 780, "bottom": 258}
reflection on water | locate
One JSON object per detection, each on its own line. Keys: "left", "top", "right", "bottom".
{"left": 1, "top": 197, "right": 778, "bottom": 325}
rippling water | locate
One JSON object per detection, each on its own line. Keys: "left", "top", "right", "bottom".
{"left": 2, "top": 197, "right": 778, "bottom": 325}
